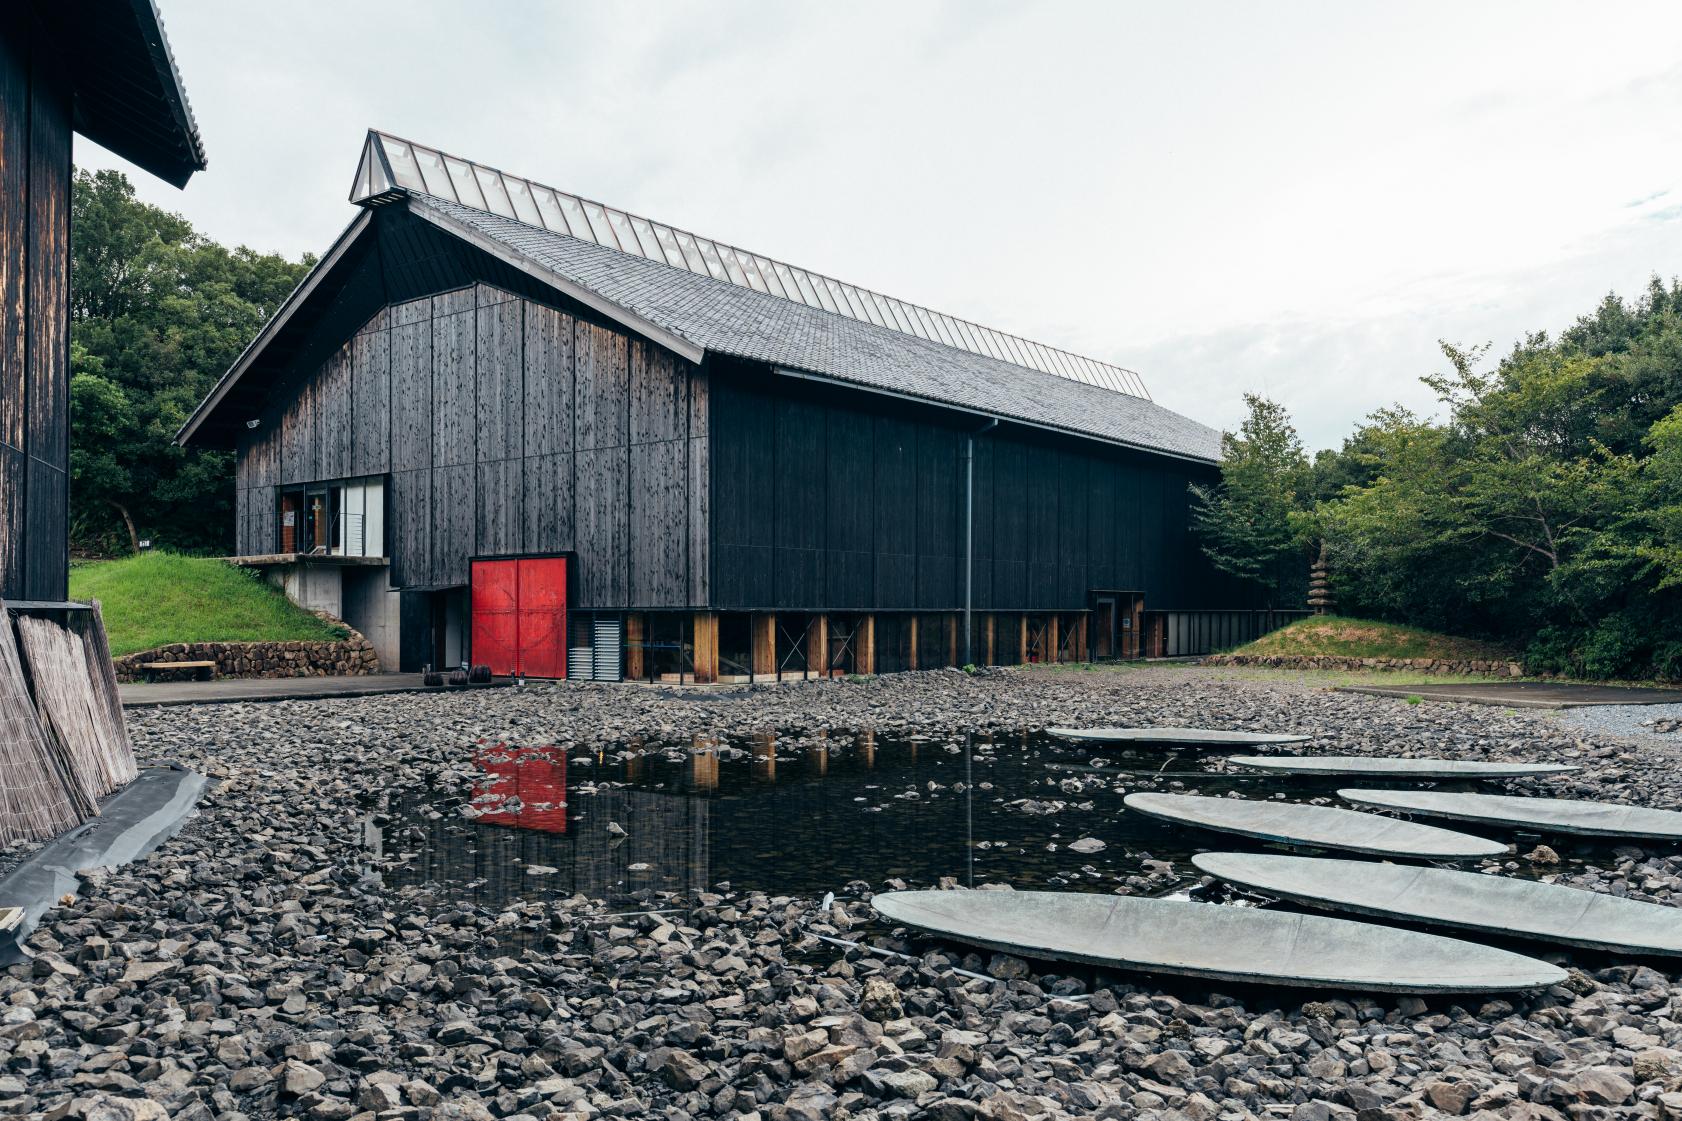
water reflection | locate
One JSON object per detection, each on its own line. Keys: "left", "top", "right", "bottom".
{"left": 363, "top": 729, "right": 1591, "bottom": 914}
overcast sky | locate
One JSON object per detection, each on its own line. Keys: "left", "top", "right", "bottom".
{"left": 81, "top": 0, "right": 1682, "bottom": 451}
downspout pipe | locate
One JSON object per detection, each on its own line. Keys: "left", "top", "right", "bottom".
{"left": 963, "top": 418, "right": 999, "bottom": 666}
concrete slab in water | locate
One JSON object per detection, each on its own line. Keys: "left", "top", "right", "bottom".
{"left": 1338, "top": 682, "right": 1682, "bottom": 710}
{"left": 1194, "top": 852, "right": 1682, "bottom": 956}
{"left": 1047, "top": 727, "right": 1312, "bottom": 748}
{"left": 1340, "top": 789, "right": 1682, "bottom": 840}
{"left": 1226, "top": 756, "right": 1577, "bottom": 780}
{"left": 872, "top": 888, "right": 1566, "bottom": 992}
{"left": 1124, "top": 792, "right": 1507, "bottom": 859}
{"left": 0, "top": 766, "right": 208, "bottom": 963}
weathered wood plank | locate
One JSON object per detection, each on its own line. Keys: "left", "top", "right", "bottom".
{"left": 520, "top": 452, "right": 572, "bottom": 554}
{"left": 318, "top": 344, "right": 353, "bottom": 479}
{"left": 476, "top": 298, "right": 523, "bottom": 461}
{"left": 390, "top": 317, "right": 432, "bottom": 473}
{"left": 575, "top": 444, "right": 628, "bottom": 606}
{"left": 630, "top": 343, "right": 685, "bottom": 445}
{"left": 574, "top": 321, "right": 628, "bottom": 452}
{"left": 523, "top": 303, "right": 573, "bottom": 458}
{"left": 389, "top": 468, "right": 430, "bottom": 587}
{"left": 475, "top": 458, "right": 521, "bottom": 557}
{"left": 352, "top": 328, "right": 391, "bottom": 476}
{"left": 688, "top": 435, "right": 709, "bottom": 607}
{"left": 432, "top": 310, "right": 476, "bottom": 468}
{"left": 430, "top": 463, "right": 473, "bottom": 586}
{"left": 630, "top": 438, "right": 686, "bottom": 607}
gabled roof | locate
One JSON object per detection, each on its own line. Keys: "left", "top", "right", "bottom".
{"left": 59, "top": 0, "right": 207, "bottom": 187}
{"left": 410, "top": 196, "right": 1221, "bottom": 462}
{"left": 352, "top": 130, "right": 1151, "bottom": 400}
{"left": 182, "top": 131, "right": 1220, "bottom": 463}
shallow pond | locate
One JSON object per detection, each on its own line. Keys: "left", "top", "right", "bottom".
{"left": 359, "top": 728, "right": 1599, "bottom": 912}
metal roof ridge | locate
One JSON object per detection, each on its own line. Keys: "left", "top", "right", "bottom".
{"left": 352, "top": 129, "right": 1152, "bottom": 401}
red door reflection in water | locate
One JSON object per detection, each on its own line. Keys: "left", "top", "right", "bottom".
{"left": 470, "top": 743, "right": 567, "bottom": 833}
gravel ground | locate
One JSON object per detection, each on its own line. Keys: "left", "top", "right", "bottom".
{"left": 1563, "top": 702, "right": 1682, "bottom": 743}
{"left": 8, "top": 664, "right": 1682, "bottom": 1121}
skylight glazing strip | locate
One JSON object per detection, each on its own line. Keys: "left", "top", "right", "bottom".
{"left": 445, "top": 158, "right": 488, "bottom": 211}
{"left": 606, "top": 209, "right": 644, "bottom": 258}
{"left": 369, "top": 131, "right": 1151, "bottom": 399}
{"left": 651, "top": 224, "right": 687, "bottom": 269}
{"left": 753, "top": 255, "right": 788, "bottom": 299}
{"left": 474, "top": 167, "right": 516, "bottom": 218}
{"left": 531, "top": 186, "right": 568, "bottom": 234}
{"left": 411, "top": 145, "right": 457, "bottom": 201}
{"left": 380, "top": 138, "right": 425, "bottom": 192}
{"left": 504, "top": 176, "right": 542, "bottom": 226}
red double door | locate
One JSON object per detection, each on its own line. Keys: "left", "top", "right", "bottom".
{"left": 469, "top": 556, "right": 568, "bottom": 678}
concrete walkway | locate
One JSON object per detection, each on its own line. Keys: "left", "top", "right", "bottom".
{"left": 1338, "top": 681, "right": 1682, "bottom": 709}
{"left": 119, "top": 673, "right": 507, "bottom": 708}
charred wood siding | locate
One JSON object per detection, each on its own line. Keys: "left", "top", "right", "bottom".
{"left": 233, "top": 283, "right": 709, "bottom": 610}
{"left": 0, "top": 9, "right": 72, "bottom": 601}
{"left": 708, "top": 372, "right": 1265, "bottom": 614}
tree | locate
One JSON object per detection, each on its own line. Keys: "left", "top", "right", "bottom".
{"left": 1313, "top": 278, "right": 1682, "bottom": 678}
{"left": 1188, "top": 394, "right": 1312, "bottom": 597}
{"left": 68, "top": 169, "right": 310, "bottom": 555}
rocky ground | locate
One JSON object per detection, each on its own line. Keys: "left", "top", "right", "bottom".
{"left": 8, "top": 664, "right": 1682, "bottom": 1121}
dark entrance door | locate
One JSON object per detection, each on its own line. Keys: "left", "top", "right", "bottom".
{"left": 1094, "top": 596, "right": 1117, "bottom": 659}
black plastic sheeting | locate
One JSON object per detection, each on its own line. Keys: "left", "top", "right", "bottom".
{"left": 0, "top": 764, "right": 208, "bottom": 964}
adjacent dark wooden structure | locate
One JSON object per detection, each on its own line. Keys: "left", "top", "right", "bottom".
{"left": 0, "top": 1, "right": 204, "bottom": 603}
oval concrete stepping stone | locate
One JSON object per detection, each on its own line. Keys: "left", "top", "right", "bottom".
{"left": 1227, "top": 756, "right": 1577, "bottom": 779}
{"left": 1340, "top": 789, "right": 1682, "bottom": 840}
{"left": 1047, "top": 727, "right": 1312, "bottom": 748}
{"left": 1193, "top": 852, "right": 1682, "bottom": 956}
{"left": 872, "top": 889, "right": 1566, "bottom": 992}
{"left": 1123, "top": 792, "right": 1507, "bottom": 858}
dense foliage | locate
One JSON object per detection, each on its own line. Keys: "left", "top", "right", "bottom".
{"left": 1187, "top": 394, "right": 1314, "bottom": 599}
{"left": 1200, "top": 279, "right": 1682, "bottom": 679}
{"left": 68, "top": 169, "right": 310, "bottom": 555}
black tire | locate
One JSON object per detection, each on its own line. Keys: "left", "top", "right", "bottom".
{"left": 423, "top": 670, "right": 444, "bottom": 688}
{"left": 447, "top": 668, "right": 470, "bottom": 687}
{"left": 469, "top": 664, "right": 493, "bottom": 684}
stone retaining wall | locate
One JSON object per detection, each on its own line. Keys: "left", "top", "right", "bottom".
{"left": 114, "top": 626, "right": 379, "bottom": 682}
{"left": 1203, "top": 653, "right": 1527, "bottom": 676}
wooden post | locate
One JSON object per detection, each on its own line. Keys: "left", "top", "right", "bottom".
{"left": 624, "top": 614, "right": 646, "bottom": 681}
{"left": 808, "top": 615, "right": 829, "bottom": 677}
{"left": 751, "top": 613, "right": 775, "bottom": 678}
{"left": 984, "top": 615, "right": 995, "bottom": 666}
{"left": 1018, "top": 616, "right": 1029, "bottom": 665}
{"left": 692, "top": 612, "right": 718, "bottom": 684}
{"left": 1077, "top": 615, "right": 1089, "bottom": 663}
{"left": 1048, "top": 616, "right": 1060, "bottom": 663}
{"left": 946, "top": 615, "right": 959, "bottom": 667}
{"left": 857, "top": 616, "right": 875, "bottom": 675}
{"left": 907, "top": 616, "right": 919, "bottom": 671}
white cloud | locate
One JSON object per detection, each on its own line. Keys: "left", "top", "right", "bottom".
{"left": 83, "top": 0, "right": 1682, "bottom": 449}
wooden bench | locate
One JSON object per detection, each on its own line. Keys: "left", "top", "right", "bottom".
{"left": 138, "top": 660, "right": 217, "bottom": 683}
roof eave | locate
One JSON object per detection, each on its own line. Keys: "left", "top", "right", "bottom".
{"left": 769, "top": 365, "right": 1218, "bottom": 466}
{"left": 404, "top": 197, "right": 705, "bottom": 365}
{"left": 176, "top": 209, "right": 374, "bottom": 447}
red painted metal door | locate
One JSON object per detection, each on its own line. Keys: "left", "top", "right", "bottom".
{"left": 515, "top": 557, "right": 568, "bottom": 679}
{"left": 470, "top": 559, "right": 520, "bottom": 676}
{"left": 469, "top": 557, "right": 568, "bottom": 678}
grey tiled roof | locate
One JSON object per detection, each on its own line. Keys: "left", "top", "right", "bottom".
{"left": 417, "top": 196, "right": 1222, "bottom": 463}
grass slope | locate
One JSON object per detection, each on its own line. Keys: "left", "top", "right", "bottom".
{"left": 69, "top": 553, "right": 347, "bottom": 656}
{"left": 1231, "top": 615, "right": 1516, "bottom": 662}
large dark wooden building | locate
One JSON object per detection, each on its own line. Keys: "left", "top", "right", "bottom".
{"left": 181, "top": 131, "right": 1297, "bottom": 681}
{"left": 1, "top": 0, "right": 205, "bottom": 604}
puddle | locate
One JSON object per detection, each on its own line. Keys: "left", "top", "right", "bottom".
{"left": 360, "top": 729, "right": 1611, "bottom": 913}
